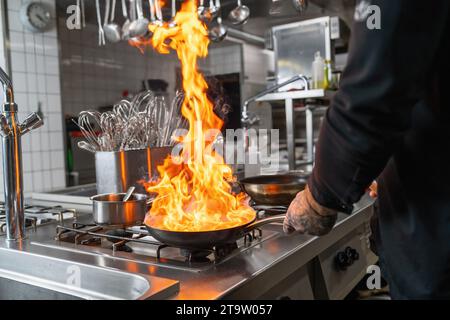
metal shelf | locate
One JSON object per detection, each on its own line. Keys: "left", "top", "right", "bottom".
{"left": 255, "top": 89, "right": 335, "bottom": 102}
{"left": 254, "top": 89, "right": 334, "bottom": 171}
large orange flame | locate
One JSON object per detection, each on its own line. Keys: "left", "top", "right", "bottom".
{"left": 141, "top": 0, "right": 255, "bottom": 232}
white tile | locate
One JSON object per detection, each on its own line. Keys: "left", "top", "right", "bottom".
{"left": 34, "top": 34, "right": 44, "bottom": 55}
{"left": 46, "top": 75, "right": 60, "bottom": 94}
{"left": 49, "top": 132, "right": 64, "bottom": 151}
{"left": 27, "top": 73, "right": 37, "bottom": 93}
{"left": 9, "top": 31, "right": 25, "bottom": 52}
{"left": 51, "top": 169, "right": 66, "bottom": 189}
{"left": 23, "top": 172, "right": 34, "bottom": 193}
{"left": 24, "top": 33, "right": 35, "bottom": 54}
{"left": 33, "top": 171, "right": 44, "bottom": 191}
{"left": 47, "top": 94, "right": 62, "bottom": 112}
{"left": 14, "top": 92, "right": 28, "bottom": 107}
{"left": 40, "top": 132, "right": 50, "bottom": 151}
{"left": 32, "top": 152, "right": 43, "bottom": 171}
{"left": 41, "top": 151, "right": 50, "bottom": 170}
{"left": 22, "top": 134, "right": 31, "bottom": 152}
{"left": 8, "top": 10, "right": 23, "bottom": 32}
{"left": 42, "top": 170, "right": 52, "bottom": 189}
{"left": 35, "top": 54, "right": 45, "bottom": 74}
{"left": 12, "top": 72, "right": 27, "bottom": 92}
{"left": 45, "top": 55, "right": 59, "bottom": 75}
{"left": 50, "top": 150, "right": 64, "bottom": 169}
{"left": 48, "top": 113, "right": 63, "bottom": 132}
{"left": 11, "top": 51, "right": 26, "bottom": 72}
{"left": 43, "top": 36, "right": 58, "bottom": 56}
{"left": 7, "top": 0, "right": 21, "bottom": 10}
{"left": 31, "top": 132, "right": 42, "bottom": 152}
{"left": 37, "top": 74, "right": 47, "bottom": 93}
{"left": 22, "top": 152, "right": 32, "bottom": 173}
{"left": 26, "top": 53, "right": 36, "bottom": 73}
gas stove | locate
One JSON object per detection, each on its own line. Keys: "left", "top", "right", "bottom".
{"left": 54, "top": 219, "right": 279, "bottom": 273}
{"left": 0, "top": 202, "right": 78, "bottom": 234}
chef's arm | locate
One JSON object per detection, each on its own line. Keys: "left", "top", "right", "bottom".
{"left": 308, "top": 0, "right": 450, "bottom": 213}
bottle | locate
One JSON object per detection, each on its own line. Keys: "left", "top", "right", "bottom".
{"left": 323, "top": 59, "right": 332, "bottom": 90}
{"left": 312, "top": 51, "right": 325, "bottom": 89}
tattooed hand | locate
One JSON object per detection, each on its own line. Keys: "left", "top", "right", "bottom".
{"left": 283, "top": 186, "right": 338, "bottom": 236}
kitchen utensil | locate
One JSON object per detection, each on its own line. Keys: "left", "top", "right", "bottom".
{"left": 208, "top": 0, "right": 220, "bottom": 19}
{"left": 129, "top": 0, "right": 149, "bottom": 38}
{"left": 228, "top": 0, "right": 250, "bottom": 25}
{"left": 168, "top": 0, "right": 177, "bottom": 27}
{"left": 77, "top": 140, "right": 97, "bottom": 153}
{"left": 77, "top": 111, "right": 103, "bottom": 150}
{"left": 198, "top": 0, "right": 209, "bottom": 21}
{"left": 148, "top": 0, "right": 157, "bottom": 25}
{"left": 95, "top": 0, "right": 106, "bottom": 45}
{"left": 145, "top": 214, "right": 285, "bottom": 249}
{"left": 154, "top": 0, "right": 163, "bottom": 24}
{"left": 104, "top": 0, "right": 122, "bottom": 43}
{"left": 208, "top": 16, "right": 227, "bottom": 42}
{"left": 121, "top": 0, "right": 132, "bottom": 40}
{"left": 91, "top": 193, "right": 149, "bottom": 228}
{"left": 123, "top": 186, "right": 136, "bottom": 201}
{"left": 239, "top": 174, "right": 308, "bottom": 206}
{"left": 95, "top": 146, "right": 172, "bottom": 195}
{"left": 292, "top": 0, "right": 308, "bottom": 12}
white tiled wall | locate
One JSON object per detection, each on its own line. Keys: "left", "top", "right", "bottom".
{"left": 0, "top": 0, "right": 66, "bottom": 195}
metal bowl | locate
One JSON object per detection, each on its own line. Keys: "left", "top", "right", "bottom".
{"left": 240, "top": 174, "right": 308, "bottom": 206}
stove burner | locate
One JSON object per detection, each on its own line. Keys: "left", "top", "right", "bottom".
{"left": 0, "top": 201, "right": 76, "bottom": 234}
{"left": 106, "top": 229, "right": 134, "bottom": 252}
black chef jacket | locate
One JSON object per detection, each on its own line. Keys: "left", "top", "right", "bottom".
{"left": 308, "top": 0, "right": 450, "bottom": 299}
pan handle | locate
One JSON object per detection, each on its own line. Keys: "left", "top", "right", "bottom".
{"left": 243, "top": 214, "right": 286, "bottom": 233}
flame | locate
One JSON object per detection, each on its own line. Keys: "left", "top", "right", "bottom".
{"left": 139, "top": 0, "right": 255, "bottom": 232}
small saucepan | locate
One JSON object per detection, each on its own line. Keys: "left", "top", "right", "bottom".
{"left": 91, "top": 193, "right": 153, "bottom": 229}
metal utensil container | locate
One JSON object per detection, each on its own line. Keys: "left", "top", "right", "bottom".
{"left": 95, "top": 147, "right": 171, "bottom": 195}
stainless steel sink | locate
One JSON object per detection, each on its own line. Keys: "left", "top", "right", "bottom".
{"left": 0, "top": 247, "right": 179, "bottom": 300}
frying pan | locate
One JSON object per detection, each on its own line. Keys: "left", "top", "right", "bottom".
{"left": 145, "top": 215, "right": 285, "bottom": 249}
{"left": 239, "top": 174, "right": 308, "bottom": 206}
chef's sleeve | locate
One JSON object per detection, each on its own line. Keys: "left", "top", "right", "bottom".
{"left": 308, "top": 0, "right": 450, "bottom": 213}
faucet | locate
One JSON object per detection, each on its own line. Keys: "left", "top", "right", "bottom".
{"left": 241, "top": 74, "right": 309, "bottom": 126}
{"left": 0, "top": 67, "right": 44, "bottom": 241}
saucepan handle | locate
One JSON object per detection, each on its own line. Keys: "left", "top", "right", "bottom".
{"left": 146, "top": 194, "right": 169, "bottom": 207}
{"left": 243, "top": 214, "right": 286, "bottom": 233}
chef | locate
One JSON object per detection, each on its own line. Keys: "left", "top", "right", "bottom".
{"left": 283, "top": 0, "right": 450, "bottom": 299}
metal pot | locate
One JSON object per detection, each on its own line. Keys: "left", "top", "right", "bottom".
{"left": 91, "top": 193, "right": 151, "bottom": 228}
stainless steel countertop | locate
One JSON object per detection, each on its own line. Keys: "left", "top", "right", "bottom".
{"left": 0, "top": 195, "right": 374, "bottom": 300}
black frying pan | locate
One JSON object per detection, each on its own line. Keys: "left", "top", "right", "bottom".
{"left": 145, "top": 215, "right": 285, "bottom": 249}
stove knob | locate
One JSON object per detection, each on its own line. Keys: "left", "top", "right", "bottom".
{"left": 345, "top": 246, "right": 359, "bottom": 261}
{"left": 335, "top": 251, "right": 349, "bottom": 271}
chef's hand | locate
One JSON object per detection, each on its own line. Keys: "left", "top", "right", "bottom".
{"left": 283, "top": 185, "right": 338, "bottom": 236}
